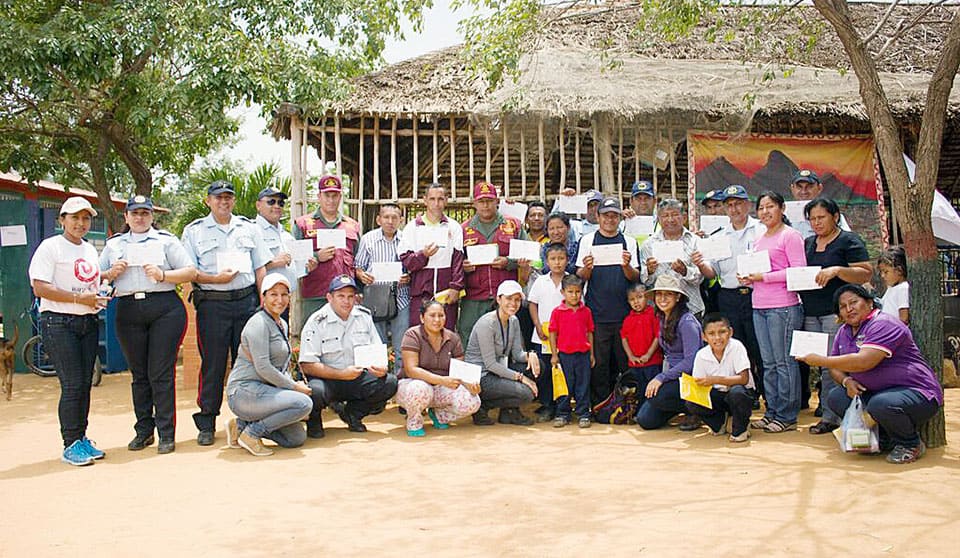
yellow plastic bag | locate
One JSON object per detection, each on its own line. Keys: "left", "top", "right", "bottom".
{"left": 552, "top": 363, "right": 568, "bottom": 398}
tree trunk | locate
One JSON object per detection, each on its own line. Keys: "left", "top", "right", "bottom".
{"left": 102, "top": 119, "right": 153, "bottom": 196}
{"left": 813, "top": 0, "right": 960, "bottom": 447}
{"left": 89, "top": 133, "right": 124, "bottom": 233}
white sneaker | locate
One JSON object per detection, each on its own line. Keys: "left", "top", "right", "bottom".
{"left": 729, "top": 430, "right": 751, "bottom": 443}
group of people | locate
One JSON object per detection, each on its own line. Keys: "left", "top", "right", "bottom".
{"left": 29, "top": 168, "right": 942, "bottom": 466}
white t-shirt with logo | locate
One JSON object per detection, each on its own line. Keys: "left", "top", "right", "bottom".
{"left": 28, "top": 235, "right": 101, "bottom": 315}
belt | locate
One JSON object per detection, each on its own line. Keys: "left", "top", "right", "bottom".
{"left": 117, "top": 290, "right": 177, "bottom": 300}
{"left": 721, "top": 287, "right": 753, "bottom": 296}
{"left": 192, "top": 284, "right": 257, "bottom": 302}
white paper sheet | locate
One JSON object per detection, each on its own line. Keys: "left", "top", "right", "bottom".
{"left": 499, "top": 200, "right": 528, "bottom": 223}
{"left": 785, "top": 201, "right": 807, "bottom": 227}
{"left": 651, "top": 240, "right": 686, "bottom": 263}
{"left": 557, "top": 194, "right": 589, "bottom": 215}
{"left": 697, "top": 235, "right": 732, "bottom": 261}
{"left": 125, "top": 243, "right": 166, "bottom": 266}
{"left": 449, "top": 359, "right": 482, "bottom": 384}
{"left": 508, "top": 239, "right": 542, "bottom": 262}
{"left": 426, "top": 247, "right": 453, "bottom": 269}
{"left": 786, "top": 266, "right": 823, "bottom": 291}
{"left": 790, "top": 331, "right": 830, "bottom": 357}
{"left": 370, "top": 261, "right": 403, "bottom": 283}
{"left": 287, "top": 239, "right": 315, "bottom": 261}
{"left": 0, "top": 225, "right": 27, "bottom": 246}
{"left": 417, "top": 225, "right": 449, "bottom": 249}
{"left": 590, "top": 244, "right": 624, "bottom": 266}
{"left": 354, "top": 343, "right": 389, "bottom": 369}
{"left": 313, "top": 229, "right": 347, "bottom": 250}
{"left": 467, "top": 244, "right": 499, "bottom": 265}
{"left": 736, "top": 250, "right": 771, "bottom": 275}
{"left": 699, "top": 215, "right": 730, "bottom": 234}
{"left": 217, "top": 250, "right": 253, "bottom": 274}
{"left": 290, "top": 260, "right": 309, "bottom": 278}
{"left": 624, "top": 216, "right": 655, "bottom": 237}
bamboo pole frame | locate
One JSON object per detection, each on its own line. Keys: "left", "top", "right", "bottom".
{"left": 468, "top": 126, "right": 475, "bottom": 191}
{"left": 503, "top": 123, "right": 510, "bottom": 196}
{"left": 593, "top": 126, "right": 600, "bottom": 192}
{"left": 485, "top": 127, "right": 491, "bottom": 183}
{"left": 412, "top": 116, "right": 419, "bottom": 199}
{"left": 520, "top": 126, "right": 527, "bottom": 197}
{"left": 618, "top": 124, "right": 624, "bottom": 201}
{"left": 574, "top": 129, "right": 581, "bottom": 193}
{"left": 538, "top": 118, "right": 545, "bottom": 200}
{"left": 319, "top": 121, "right": 327, "bottom": 169}
{"left": 359, "top": 115, "right": 366, "bottom": 199}
{"left": 433, "top": 120, "right": 439, "bottom": 183}
{"left": 334, "top": 114, "right": 342, "bottom": 178}
{"left": 449, "top": 117, "right": 457, "bottom": 199}
{"left": 635, "top": 127, "right": 641, "bottom": 183}
{"left": 373, "top": 117, "right": 381, "bottom": 197}
{"left": 390, "top": 116, "right": 399, "bottom": 201}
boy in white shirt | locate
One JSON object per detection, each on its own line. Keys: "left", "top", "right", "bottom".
{"left": 527, "top": 243, "right": 569, "bottom": 422}
{"left": 687, "top": 313, "right": 756, "bottom": 442}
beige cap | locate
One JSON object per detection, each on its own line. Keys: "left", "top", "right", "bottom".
{"left": 59, "top": 196, "right": 97, "bottom": 217}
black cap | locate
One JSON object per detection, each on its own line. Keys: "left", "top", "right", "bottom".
{"left": 257, "top": 187, "right": 288, "bottom": 200}
{"left": 207, "top": 180, "right": 236, "bottom": 196}
{"left": 126, "top": 195, "right": 154, "bottom": 211}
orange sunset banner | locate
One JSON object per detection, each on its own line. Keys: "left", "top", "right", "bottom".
{"left": 686, "top": 131, "right": 888, "bottom": 255}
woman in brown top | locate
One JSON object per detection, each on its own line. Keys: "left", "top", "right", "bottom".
{"left": 397, "top": 299, "right": 482, "bottom": 436}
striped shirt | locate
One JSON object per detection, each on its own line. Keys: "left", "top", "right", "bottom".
{"left": 355, "top": 227, "right": 410, "bottom": 310}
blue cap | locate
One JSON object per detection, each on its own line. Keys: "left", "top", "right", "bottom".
{"left": 586, "top": 190, "right": 604, "bottom": 204}
{"left": 125, "top": 195, "right": 153, "bottom": 211}
{"left": 257, "top": 186, "right": 288, "bottom": 200}
{"left": 702, "top": 189, "right": 727, "bottom": 204}
{"left": 791, "top": 169, "right": 820, "bottom": 184}
{"left": 328, "top": 274, "right": 358, "bottom": 294}
{"left": 207, "top": 180, "right": 235, "bottom": 196}
{"left": 631, "top": 180, "right": 655, "bottom": 197}
{"left": 722, "top": 185, "right": 749, "bottom": 200}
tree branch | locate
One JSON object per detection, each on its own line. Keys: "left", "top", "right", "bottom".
{"left": 876, "top": 0, "right": 950, "bottom": 59}
{"left": 100, "top": 118, "right": 153, "bottom": 195}
{"left": 863, "top": 0, "right": 900, "bottom": 45}
{"left": 914, "top": 10, "right": 960, "bottom": 194}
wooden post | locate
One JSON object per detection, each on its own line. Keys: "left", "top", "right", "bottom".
{"left": 359, "top": 115, "right": 366, "bottom": 200}
{"left": 559, "top": 125, "right": 566, "bottom": 189}
{"left": 390, "top": 116, "right": 398, "bottom": 201}
{"left": 432, "top": 120, "right": 439, "bottom": 183}
{"left": 412, "top": 116, "right": 419, "bottom": 198}
{"left": 635, "top": 127, "right": 641, "bottom": 182}
{"left": 592, "top": 125, "right": 600, "bottom": 192}
{"left": 503, "top": 122, "right": 510, "bottom": 197}
{"left": 618, "top": 124, "right": 624, "bottom": 200}
{"left": 538, "top": 118, "right": 545, "bottom": 201}
{"left": 669, "top": 132, "right": 677, "bottom": 199}
{"left": 373, "top": 116, "right": 381, "bottom": 199}
{"left": 334, "top": 114, "right": 342, "bottom": 176}
{"left": 592, "top": 114, "right": 614, "bottom": 194}
{"left": 319, "top": 121, "right": 327, "bottom": 169}
{"left": 575, "top": 128, "right": 581, "bottom": 193}
{"left": 520, "top": 126, "right": 527, "bottom": 197}
{"left": 290, "top": 114, "right": 305, "bottom": 221}
{"left": 468, "top": 126, "right": 475, "bottom": 192}
{"left": 485, "top": 126, "right": 491, "bottom": 183}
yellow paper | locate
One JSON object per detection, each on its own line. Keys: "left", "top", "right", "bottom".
{"left": 679, "top": 373, "right": 712, "bottom": 409}
{"left": 552, "top": 364, "right": 568, "bottom": 398}
{"left": 540, "top": 322, "right": 552, "bottom": 354}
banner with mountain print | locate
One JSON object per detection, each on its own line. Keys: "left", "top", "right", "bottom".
{"left": 687, "top": 131, "right": 887, "bottom": 256}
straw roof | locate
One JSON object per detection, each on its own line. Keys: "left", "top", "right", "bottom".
{"left": 272, "top": 2, "right": 958, "bottom": 133}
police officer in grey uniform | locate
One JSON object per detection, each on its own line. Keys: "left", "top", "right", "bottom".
{"left": 255, "top": 186, "right": 303, "bottom": 293}
{"left": 298, "top": 275, "right": 398, "bottom": 436}
{"left": 101, "top": 196, "right": 197, "bottom": 454}
{"left": 181, "top": 180, "right": 271, "bottom": 446}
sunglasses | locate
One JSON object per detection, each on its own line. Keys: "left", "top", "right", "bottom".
{"left": 265, "top": 198, "right": 286, "bottom": 207}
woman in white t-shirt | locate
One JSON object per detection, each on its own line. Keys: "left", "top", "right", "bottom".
{"left": 28, "top": 197, "right": 110, "bottom": 467}
{"left": 878, "top": 246, "right": 909, "bottom": 325}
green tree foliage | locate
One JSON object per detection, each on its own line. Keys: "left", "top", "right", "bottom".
{"left": 0, "top": 0, "right": 429, "bottom": 229}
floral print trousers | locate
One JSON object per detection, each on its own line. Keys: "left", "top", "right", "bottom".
{"left": 396, "top": 379, "right": 481, "bottom": 431}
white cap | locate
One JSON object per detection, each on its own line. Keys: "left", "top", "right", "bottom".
{"left": 496, "top": 280, "right": 524, "bottom": 299}
{"left": 261, "top": 273, "right": 291, "bottom": 294}
{"left": 59, "top": 196, "right": 97, "bottom": 217}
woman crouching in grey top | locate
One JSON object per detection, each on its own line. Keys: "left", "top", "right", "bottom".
{"left": 226, "top": 274, "right": 313, "bottom": 456}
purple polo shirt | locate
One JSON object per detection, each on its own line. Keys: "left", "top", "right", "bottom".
{"left": 832, "top": 310, "right": 943, "bottom": 405}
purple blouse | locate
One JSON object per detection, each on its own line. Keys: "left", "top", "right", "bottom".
{"left": 655, "top": 312, "right": 704, "bottom": 383}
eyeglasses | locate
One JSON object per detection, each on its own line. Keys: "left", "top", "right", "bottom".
{"left": 265, "top": 199, "right": 286, "bottom": 207}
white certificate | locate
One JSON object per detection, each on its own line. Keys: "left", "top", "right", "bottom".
{"left": 736, "top": 250, "right": 771, "bottom": 275}
{"left": 0, "top": 225, "right": 27, "bottom": 246}
{"left": 313, "top": 229, "right": 346, "bottom": 250}
{"left": 370, "top": 261, "right": 403, "bottom": 283}
{"left": 624, "top": 216, "right": 655, "bottom": 237}
{"left": 287, "top": 239, "right": 315, "bottom": 261}
{"left": 785, "top": 201, "right": 807, "bottom": 227}
{"left": 651, "top": 240, "right": 686, "bottom": 263}
{"left": 449, "top": 358, "right": 482, "bottom": 384}
{"left": 467, "top": 244, "right": 499, "bottom": 265}
{"left": 787, "top": 266, "right": 823, "bottom": 291}
{"left": 697, "top": 235, "right": 732, "bottom": 261}
{"left": 426, "top": 247, "right": 453, "bottom": 269}
{"left": 590, "top": 244, "right": 624, "bottom": 266}
{"left": 557, "top": 194, "right": 589, "bottom": 215}
{"left": 354, "top": 343, "right": 389, "bottom": 369}
{"left": 217, "top": 250, "right": 252, "bottom": 274}
{"left": 417, "top": 226, "right": 449, "bottom": 249}
{"left": 790, "top": 331, "right": 830, "bottom": 357}
{"left": 125, "top": 243, "right": 166, "bottom": 266}
{"left": 290, "top": 260, "right": 309, "bottom": 279}
{"left": 499, "top": 200, "right": 528, "bottom": 223}
{"left": 509, "top": 239, "right": 542, "bottom": 262}
{"left": 699, "top": 215, "right": 730, "bottom": 234}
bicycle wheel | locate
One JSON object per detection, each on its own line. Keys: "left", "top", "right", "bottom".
{"left": 21, "top": 335, "right": 57, "bottom": 377}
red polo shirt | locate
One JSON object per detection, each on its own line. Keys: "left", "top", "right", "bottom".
{"left": 549, "top": 302, "right": 594, "bottom": 354}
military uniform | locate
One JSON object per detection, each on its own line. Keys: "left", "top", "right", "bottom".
{"left": 256, "top": 213, "right": 299, "bottom": 292}
{"left": 181, "top": 213, "right": 271, "bottom": 434}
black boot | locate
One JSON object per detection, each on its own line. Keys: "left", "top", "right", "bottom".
{"left": 498, "top": 407, "right": 533, "bottom": 426}
{"left": 472, "top": 407, "right": 495, "bottom": 426}
{"left": 306, "top": 413, "right": 325, "bottom": 439}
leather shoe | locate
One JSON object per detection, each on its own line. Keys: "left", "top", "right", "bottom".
{"left": 157, "top": 440, "right": 175, "bottom": 454}
{"left": 678, "top": 415, "right": 703, "bottom": 431}
{"left": 306, "top": 417, "right": 325, "bottom": 439}
{"left": 498, "top": 407, "right": 533, "bottom": 426}
{"left": 472, "top": 408, "right": 495, "bottom": 426}
{"left": 333, "top": 403, "right": 367, "bottom": 433}
{"left": 128, "top": 434, "right": 155, "bottom": 451}
{"left": 197, "top": 430, "right": 215, "bottom": 446}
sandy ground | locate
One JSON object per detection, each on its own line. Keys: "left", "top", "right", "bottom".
{"left": 1, "top": 372, "right": 958, "bottom": 558}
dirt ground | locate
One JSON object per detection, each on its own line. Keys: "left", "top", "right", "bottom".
{"left": 1, "top": 372, "right": 958, "bottom": 558}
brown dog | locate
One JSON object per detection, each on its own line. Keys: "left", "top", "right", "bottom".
{"left": 1, "top": 325, "right": 18, "bottom": 400}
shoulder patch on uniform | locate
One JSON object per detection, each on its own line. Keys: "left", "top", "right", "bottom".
{"left": 354, "top": 305, "right": 371, "bottom": 315}
{"left": 107, "top": 232, "right": 123, "bottom": 240}
{"left": 157, "top": 230, "right": 175, "bottom": 237}
{"left": 236, "top": 215, "right": 253, "bottom": 223}
{"left": 185, "top": 218, "right": 204, "bottom": 228}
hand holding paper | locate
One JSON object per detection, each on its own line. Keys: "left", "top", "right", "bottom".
{"left": 790, "top": 331, "right": 829, "bottom": 357}
{"left": 449, "top": 359, "right": 481, "bottom": 384}
{"left": 680, "top": 373, "right": 712, "bottom": 409}
{"left": 354, "top": 343, "right": 389, "bottom": 369}
{"left": 786, "top": 266, "right": 823, "bottom": 291}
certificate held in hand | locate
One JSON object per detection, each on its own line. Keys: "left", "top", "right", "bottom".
{"left": 354, "top": 343, "right": 389, "bottom": 369}
{"left": 736, "top": 250, "right": 771, "bottom": 276}
{"left": 508, "top": 239, "right": 542, "bottom": 262}
{"left": 467, "top": 244, "right": 499, "bottom": 265}
{"left": 314, "top": 229, "right": 347, "bottom": 250}
{"left": 786, "top": 266, "right": 822, "bottom": 291}
{"left": 789, "top": 331, "right": 830, "bottom": 357}
{"left": 449, "top": 359, "right": 482, "bottom": 384}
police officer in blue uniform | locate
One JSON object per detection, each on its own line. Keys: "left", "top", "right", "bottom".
{"left": 101, "top": 196, "right": 197, "bottom": 454}
{"left": 181, "top": 181, "right": 272, "bottom": 445}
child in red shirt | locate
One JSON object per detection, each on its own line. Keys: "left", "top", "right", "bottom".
{"left": 549, "top": 274, "right": 595, "bottom": 428}
{"left": 621, "top": 284, "right": 664, "bottom": 388}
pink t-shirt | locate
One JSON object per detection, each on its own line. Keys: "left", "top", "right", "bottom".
{"left": 751, "top": 225, "right": 806, "bottom": 309}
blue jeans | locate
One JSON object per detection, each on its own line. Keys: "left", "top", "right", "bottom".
{"left": 40, "top": 312, "right": 99, "bottom": 447}
{"left": 228, "top": 382, "right": 312, "bottom": 446}
{"left": 557, "top": 351, "right": 592, "bottom": 419}
{"left": 753, "top": 305, "right": 803, "bottom": 423}
{"left": 803, "top": 314, "right": 842, "bottom": 425}
{"left": 827, "top": 386, "right": 940, "bottom": 448}
{"left": 374, "top": 307, "right": 410, "bottom": 376}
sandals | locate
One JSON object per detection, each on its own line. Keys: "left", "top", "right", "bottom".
{"left": 750, "top": 417, "right": 772, "bottom": 430}
{"left": 808, "top": 421, "right": 839, "bottom": 435}
{"left": 763, "top": 419, "right": 797, "bottom": 433}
